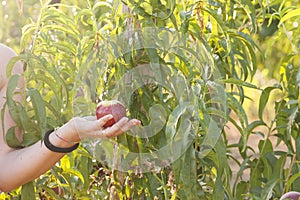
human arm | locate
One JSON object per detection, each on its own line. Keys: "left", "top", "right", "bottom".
{"left": 0, "top": 44, "right": 141, "bottom": 192}
{"left": 0, "top": 115, "right": 140, "bottom": 192}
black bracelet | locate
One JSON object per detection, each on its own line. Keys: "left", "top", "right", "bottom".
{"left": 44, "top": 129, "right": 79, "bottom": 153}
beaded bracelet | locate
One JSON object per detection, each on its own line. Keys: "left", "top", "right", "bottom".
{"left": 44, "top": 129, "right": 79, "bottom": 153}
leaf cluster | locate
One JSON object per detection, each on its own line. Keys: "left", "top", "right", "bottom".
{"left": 0, "top": 0, "right": 300, "bottom": 199}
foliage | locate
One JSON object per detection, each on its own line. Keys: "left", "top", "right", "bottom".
{"left": 0, "top": 0, "right": 300, "bottom": 199}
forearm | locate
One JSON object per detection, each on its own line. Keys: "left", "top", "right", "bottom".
{"left": 0, "top": 124, "right": 77, "bottom": 192}
{"left": 0, "top": 143, "right": 64, "bottom": 192}
{"left": 0, "top": 114, "right": 140, "bottom": 192}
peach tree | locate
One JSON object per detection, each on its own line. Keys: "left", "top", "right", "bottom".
{"left": 1, "top": 0, "right": 300, "bottom": 199}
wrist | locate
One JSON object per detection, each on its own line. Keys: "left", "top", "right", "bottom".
{"left": 48, "top": 130, "right": 75, "bottom": 149}
{"left": 49, "top": 123, "right": 81, "bottom": 148}
{"left": 54, "top": 128, "right": 77, "bottom": 145}
{"left": 45, "top": 130, "right": 79, "bottom": 153}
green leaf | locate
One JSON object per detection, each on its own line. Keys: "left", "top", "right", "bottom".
{"left": 5, "top": 127, "right": 22, "bottom": 148}
{"left": 21, "top": 181, "right": 35, "bottom": 200}
{"left": 6, "top": 74, "right": 22, "bottom": 126}
{"left": 181, "top": 146, "right": 201, "bottom": 199}
{"left": 235, "top": 181, "right": 248, "bottom": 200}
{"left": 296, "top": 136, "right": 300, "bottom": 166}
{"left": 213, "top": 175, "right": 224, "bottom": 200}
{"left": 93, "top": 1, "right": 112, "bottom": 11}
{"left": 273, "top": 155, "right": 286, "bottom": 180}
{"left": 18, "top": 105, "right": 39, "bottom": 133}
{"left": 78, "top": 155, "right": 92, "bottom": 189}
{"left": 112, "top": 0, "right": 121, "bottom": 17}
{"left": 227, "top": 93, "right": 248, "bottom": 129}
{"left": 63, "top": 168, "right": 85, "bottom": 184}
{"left": 203, "top": 7, "right": 228, "bottom": 34}
{"left": 279, "top": 8, "right": 300, "bottom": 25}
{"left": 229, "top": 31, "right": 259, "bottom": 78}
{"left": 287, "top": 106, "right": 298, "bottom": 140}
{"left": 242, "top": 120, "right": 266, "bottom": 151}
{"left": 261, "top": 178, "right": 279, "bottom": 200}
{"left": 22, "top": 131, "right": 41, "bottom": 147}
{"left": 286, "top": 172, "right": 300, "bottom": 192}
{"left": 5, "top": 55, "right": 25, "bottom": 78}
{"left": 1, "top": 102, "right": 5, "bottom": 139}
{"left": 241, "top": 0, "right": 257, "bottom": 32}
{"left": 275, "top": 100, "right": 288, "bottom": 136}
{"left": 27, "top": 89, "right": 47, "bottom": 136}
{"left": 261, "top": 155, "right": 273, "bottom": 180}
{"left": 165, "top": 102, "right": 190, "bottom": 140}
{"left": 199, "top": 118, "right": 223, "bottom": 158}
{"left": 221, "top": 78, "right": 259, "bottom": 89}
{"left": 259, "top": 85, "right": 281, "bottom": 121}
{"left": 258, "top": 138, "right": 273, "bottom": 155}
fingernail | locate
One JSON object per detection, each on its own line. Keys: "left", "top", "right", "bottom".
{"left": 133, "top": 119, "right": 142, "bottom": 125}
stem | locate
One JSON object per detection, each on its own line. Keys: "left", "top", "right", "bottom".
{"left": 161, "top": 171, "right": 169, "bottom": 200}
{"left": 153, "top": 171, "right": 169, "bottom": 200}
{"left": 282, "top": 154, "right": 297, "bottom": 196}
{"left": 250, "top": 96, "right": 287, "bottom": 191}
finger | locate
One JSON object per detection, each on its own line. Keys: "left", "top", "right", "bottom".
{"left": 97, "top": 114, "right": 114, "bottom": 127}
{"left": 114, "top": 119, "right": 141, "bottom": 134}
{"left": 79, "top": 115, "right": 113, "bottom": 137}
{"left": 105, "top": 117, "right": 130, "bottom": 135}
{"left": 104, "top": 118, "right": 141, "bottom": 137}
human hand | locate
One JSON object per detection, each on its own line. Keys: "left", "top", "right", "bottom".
{"left": 69, "top": 115, "right": 141, "bottom": 142}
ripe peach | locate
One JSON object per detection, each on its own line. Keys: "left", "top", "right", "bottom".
{"left": 96, "top": 100, "right": 126, "bottom": 127}
{"left": 280, "top": 191, "right": 300, "bottom": 200}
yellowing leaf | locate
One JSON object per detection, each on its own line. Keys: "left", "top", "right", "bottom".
{"left": 279, "top": 8, "right": 300, "bottom": 25}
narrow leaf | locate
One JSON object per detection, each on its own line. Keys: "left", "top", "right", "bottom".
{"left": 261, "top": 178, "right": 279, "bottom": 200}
{"left": 279, "top": 8, "right": 300, "bottom": 25}
{"left": 27, "top": 89, "right": 47, "bottom": 136}
{"left": 21, "top": 181, "right": 35, "bottom": 200}
{"left": 5, "top": 127, "right": 22, "bottom": 148}
{"left": 221, "top": 78, "right": 259, "bottom": 89}
{"left": 259, "top": 85, "right": 281, "bottom": 121}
